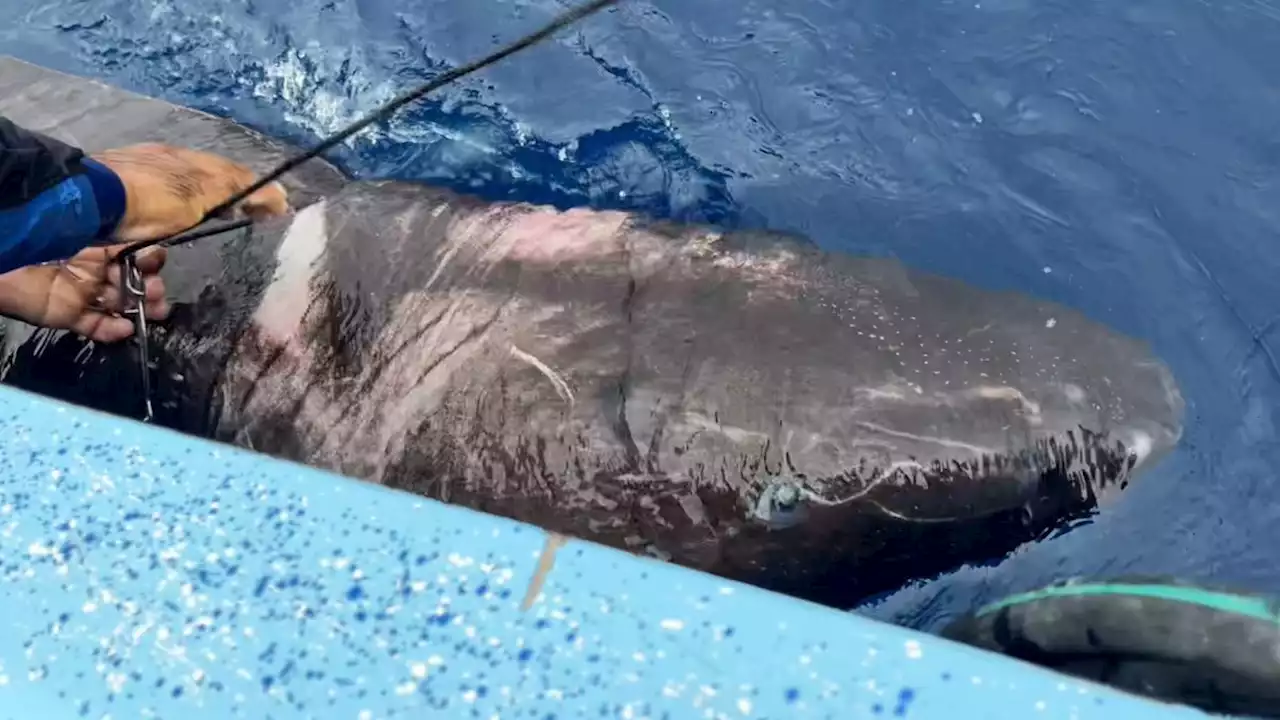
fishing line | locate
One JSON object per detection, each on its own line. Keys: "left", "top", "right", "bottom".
{"left": 113, "top": 0, "right": 621, "bottom": 421}
{"left": 116, "top": 0, "right": 619, "bottom": 260}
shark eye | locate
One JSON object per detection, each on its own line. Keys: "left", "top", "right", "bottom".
{"left": 1020, "top": 502, "right": 1036, "bottom": 527}
{"left": 751, "top": 480, "right": 809, "bottom": 530}
{"left": 772, "top": 484, "right": 801, "bottom": 511}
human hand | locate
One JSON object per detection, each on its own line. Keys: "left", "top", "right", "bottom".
{"left": 0, "top": 243, "right": 169, "bottom": 343}
{"left": 92, "top": 143, "right": 291, "bottom": 242}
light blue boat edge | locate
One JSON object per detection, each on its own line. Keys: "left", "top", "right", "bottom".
{"left": 0, "top": 384, "right": 1200, "bottom": 718}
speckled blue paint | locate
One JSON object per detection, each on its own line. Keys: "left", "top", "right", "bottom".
{"left": 0, "top": 386, "right": 1206, "bottom": 719}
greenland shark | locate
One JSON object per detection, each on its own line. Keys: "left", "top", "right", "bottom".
{"left": 0, "top": 56, "right": 1185, "bottom": 607}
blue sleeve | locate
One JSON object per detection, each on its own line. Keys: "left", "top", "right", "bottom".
{"left": 0, "top": 156, "right": 127, "bottom": 274}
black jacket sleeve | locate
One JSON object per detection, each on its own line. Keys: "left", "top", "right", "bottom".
{"left": 0, "top": 115, "right": 127, "bottom": 271}
{"left": 0, "top": 115, "right": 89, "bottom": 210}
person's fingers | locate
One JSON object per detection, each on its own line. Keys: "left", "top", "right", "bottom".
{"left": 144, "top": 297, "right": 172, "bottom": 322}
{"left": 59, "top": 257, "right": 103, "bottom": 286}
{"left": 70, "top": 285, "right": 168, "bottom": 343}
{"left": 131, "top": 272, "right": 166, "bottom": 303}
{"left": 91, "top": 283, "right": 123, "bottom": 313}
{"left": 102, "top": 245, "right": 167, "bottom": 276}
{"left": 102, "top": 244, "right": 166, "bottom": 285}
{"left": 88, "top": 274, "right": 165, "bottom": 313}
{"left": 71, "top": 246, "right": 167, "bottom": 318}
{"left": 80, "top": 295, "right": 167, "bottom": 341}
{"left": 87, "top": 315, "right": 137, "bottom": 344}
{"left": 132, "top": 245, "right": 169, "bottom": 274}
{"left": 69, "top": 312, "right": 133, "bottom": 344}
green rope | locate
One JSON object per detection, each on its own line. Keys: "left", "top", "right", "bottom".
{"left": 976, "top": 582, "right": 1280, "bottom": 626}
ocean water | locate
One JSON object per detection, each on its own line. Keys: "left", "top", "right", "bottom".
{"left": 4, "top": 0, "right": 1280, "bottom": 632}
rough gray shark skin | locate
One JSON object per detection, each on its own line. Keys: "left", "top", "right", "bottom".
{"left": 0, "top": 56, "right": 1186, "bottom": 607}
{"left": 3, "top": 183, "right": 1186, "bottom": 606}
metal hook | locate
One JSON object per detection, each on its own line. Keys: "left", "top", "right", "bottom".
{"left": 120, "top": 254, "right": 154, "bottom": 423}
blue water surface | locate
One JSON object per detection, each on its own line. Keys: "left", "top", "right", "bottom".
{"left": 4, "top": 0, "right": 1280, "bottom": 630}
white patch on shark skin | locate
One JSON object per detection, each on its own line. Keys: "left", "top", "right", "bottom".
{"left": 855, "top": 382, "right": 1044, "bottom": 427}
{"left": 853, "top": 420, "right": 998, "bottom": 456}
{"left": 252, "top": 200, "right": 329, "bottom": 345}
{"left": 886, "top": 459, "right": 928, "bottom": 475}
{"left": 965, "top": 385, "right": 1043, "bottom": 426}
{"left": 509, "top": 345, "right": 575, "bottom": 407}
{"left": 1062, "top": 383, "right": 1086, "bottom": 404}
{"left": 680, "top": 411, "right": 772, "bottom": 445}
{"left": 0, "top": 324, "right": 43, "bottom": 373}
{"left": 223, "top": 199, "right": 633, "bottom": 484}
{"left": 857, "top": 384, "right": 911, "bottom": 402}
{"left": 502, "top": 206, "right": 629, "bottom": 266}
{"left": 420, "top": 203, "right": 457, "bottom": 292}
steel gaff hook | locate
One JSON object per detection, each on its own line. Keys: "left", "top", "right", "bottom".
{"left": 119, "top": 252, "right": 154, "bottom": 423}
